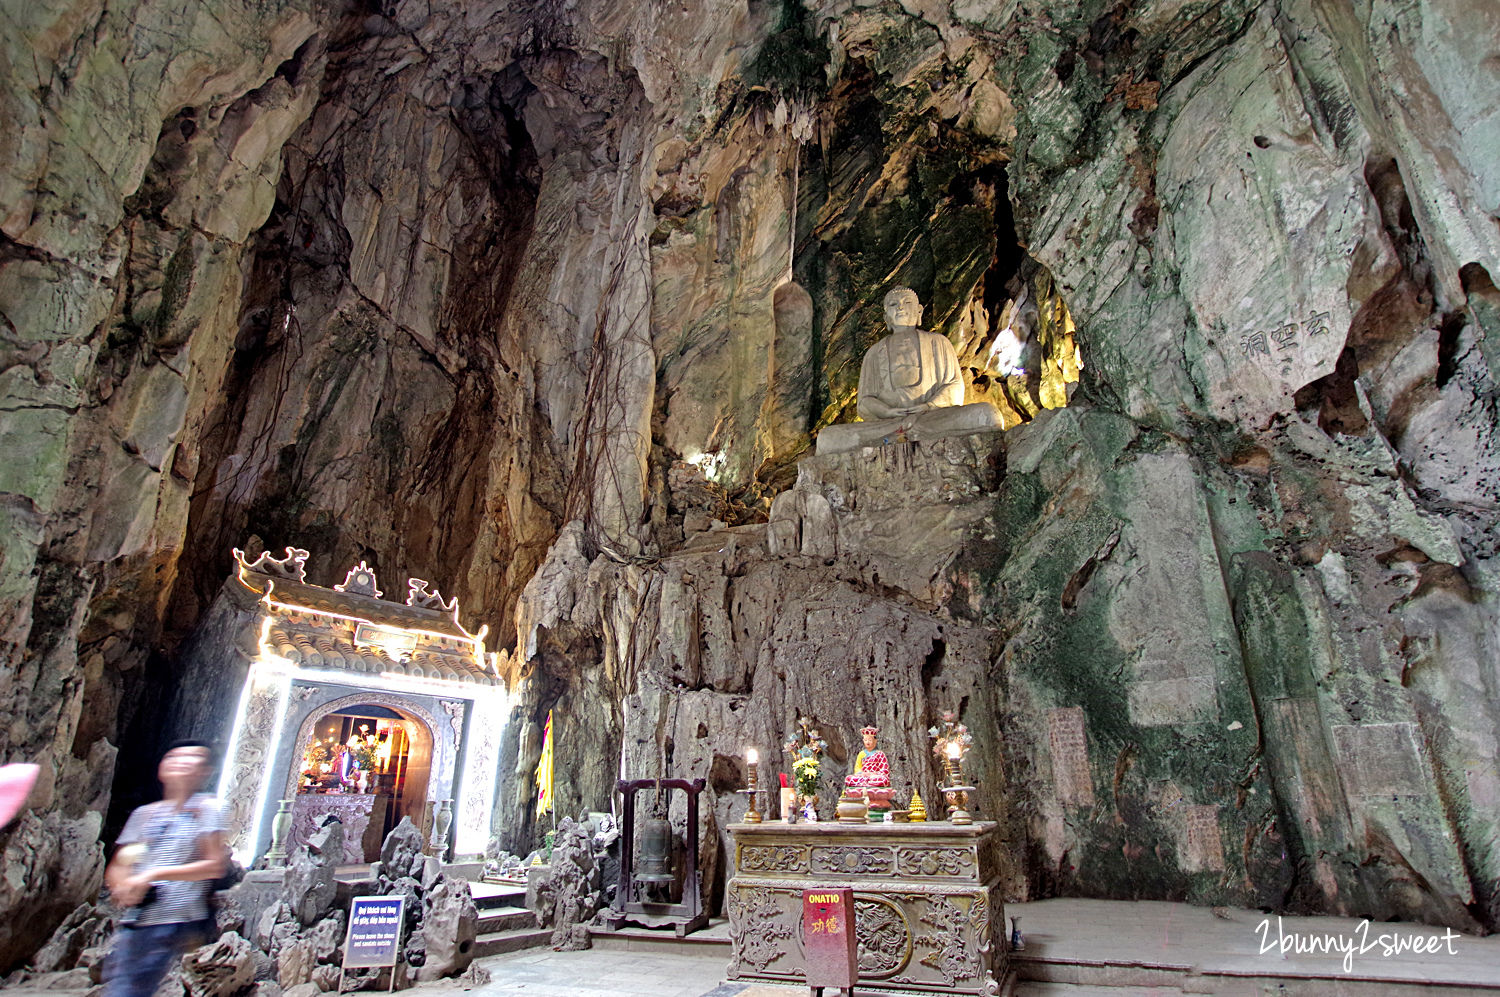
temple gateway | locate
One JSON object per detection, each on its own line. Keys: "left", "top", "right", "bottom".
{"left": 212, "top": 547, "right": 508, "bottom": 867}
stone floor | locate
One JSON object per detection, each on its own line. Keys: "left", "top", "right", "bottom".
{"left": 431, "top": 897, "right": 1500, "bottom": 997}
{"left": 12, "top": 897, "right": 1497, "bottom": 997}
{"left": 432, "top": 949, "right": 729, "bottom": 997}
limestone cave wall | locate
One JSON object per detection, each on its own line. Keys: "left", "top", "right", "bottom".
{"left": 1, "top": 0, "right": 1497, "bottom": 968}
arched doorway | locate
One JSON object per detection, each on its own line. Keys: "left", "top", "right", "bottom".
{"left": 284, "top": 699, "right": 436, "bottom": 860}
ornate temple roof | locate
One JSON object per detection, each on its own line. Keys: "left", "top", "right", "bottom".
{"left": 233, "top": 546, "right": 499, "bottom": 687}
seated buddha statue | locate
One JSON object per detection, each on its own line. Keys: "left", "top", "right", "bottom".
{"left": 844, "top": 726, "right": 894, "bottom": 811}
{"left": 816, "top": 287, "right": 1001, "bottom": 454}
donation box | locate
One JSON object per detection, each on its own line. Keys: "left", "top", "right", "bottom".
{"left": 802, "top": 887, "right": 857, "bottom": 993}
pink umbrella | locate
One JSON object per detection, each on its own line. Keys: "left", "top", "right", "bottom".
{"left": 0, "top": 764, "right": 40, "bottom": 827}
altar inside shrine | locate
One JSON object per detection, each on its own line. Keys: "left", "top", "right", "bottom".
{"left": 726, "top": 821, "right": 1007, "bottom": 995}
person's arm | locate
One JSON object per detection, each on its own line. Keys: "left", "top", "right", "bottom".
{"left": 858, "top": 392, "right": 918, "bottom": 420}
{"left": 857, "top": 352, "right": 924, "bottom": 419}
{"left": 147, "top": 830, "right": 228, "bottom": 883}
{"left": 105, "top": 846, "right": 150, "bottom": 906}
{"left": 106, "top": 808, "right": 152, "bottom": 906}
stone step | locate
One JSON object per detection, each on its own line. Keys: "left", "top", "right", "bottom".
{"left": 1014, "top": 954, "right": 1497, "bottom": 996}
{"left": 477, "top": 906, "right": 536, "bottom": 933}
{"left": 1014, "top": 985, "right": 1183, "bottom": 997}
{"left": 469, "top": 879, "right": 528, "bottom": 909}
{"left": 587, "top": 918, "right": 733, "bottom": 954}
{"left": 473, "top": 925, "right": 553, "bottom": 958}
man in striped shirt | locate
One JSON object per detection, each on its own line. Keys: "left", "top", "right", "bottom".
{"left": 103, "top": 741, "right": 228, "bottom": 997}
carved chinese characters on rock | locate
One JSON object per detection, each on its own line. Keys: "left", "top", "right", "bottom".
{"left": 1183, "top": 804, "right": 1226, "bottom": 872}
{"left": 1047, "top": 706, "right": 1095, "bottom": 808}
{"left": 1238, "top": 311, "right": 1334, "bottom": 380}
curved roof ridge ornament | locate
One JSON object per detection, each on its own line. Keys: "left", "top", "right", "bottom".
{"left": 405, "top": 577, "right": 490, "bottom": 651}
{"left": 233, "top": 546, "right": 308, "bottom": 582}
{"left": 335, "top": 560, "right": 383, "bottom": 598}
{"left": 405, "top": 577, "right": 458, "bottom": 613}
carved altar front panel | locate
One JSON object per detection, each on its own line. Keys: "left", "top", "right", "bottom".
{"left": 727, "top": 822, "right": 1005, "bottom": 995}
{"left": 455, "top": 693, "right": 505, "bottom": 856}
{"left": 289, "top": 794, "right": 388, "bottom": 864}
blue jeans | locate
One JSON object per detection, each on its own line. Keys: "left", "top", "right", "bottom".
{"left": 104, "top": 922, "right": 205, "bottom": 997}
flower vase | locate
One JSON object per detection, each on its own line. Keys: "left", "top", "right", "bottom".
{"left": 434, "top": 800, "right": 454, "bottom": 855}
{"left": 799, "top": 792, "right": 818, "bottom": 823}
{"left": 265, "top": 799, "right": 294, "bottom": 867}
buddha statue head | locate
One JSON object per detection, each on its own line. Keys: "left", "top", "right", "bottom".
{"left": 883, "top": 287, "right": 923, "bottom": 332}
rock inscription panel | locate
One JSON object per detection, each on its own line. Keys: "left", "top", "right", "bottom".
{"left": 1047, "top": 706, "right": 1095, "bottom": 807}
{"left": 1331, "top": 722, "right": 1428, "bottom": 799}
{"left": 1182, "top": 803, "right": 1225, "bottom": 872}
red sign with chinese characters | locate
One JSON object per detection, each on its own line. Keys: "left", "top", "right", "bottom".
{"left": 802, "top": 887, "right": 857, "bottom": 988}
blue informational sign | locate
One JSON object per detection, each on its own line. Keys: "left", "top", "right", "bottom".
{"left": 343, "top": 895, "right": 406, "bottom": 969}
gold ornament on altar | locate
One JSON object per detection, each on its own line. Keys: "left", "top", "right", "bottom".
{"left": 907, "top": 788, "right": 928, "bottom": 822}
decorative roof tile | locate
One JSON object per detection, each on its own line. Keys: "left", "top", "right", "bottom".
{"left": 236, "top": 545, "right": 497, "bottom": 686}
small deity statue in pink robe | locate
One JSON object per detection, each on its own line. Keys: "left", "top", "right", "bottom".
{"left": 845, "top": 727, "right": 894, "bottom": 811}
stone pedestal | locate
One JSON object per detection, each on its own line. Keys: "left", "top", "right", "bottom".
{"left": 726, "top": 821, "right": 1007, "bottom": 995}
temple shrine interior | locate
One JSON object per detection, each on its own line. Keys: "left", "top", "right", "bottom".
{"left": 296, "top": 706, "right": 427, "bottom": 843}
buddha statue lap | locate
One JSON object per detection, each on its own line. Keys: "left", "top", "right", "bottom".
{"left": 816, "top": 287, "right": 1001, "bottom": 454}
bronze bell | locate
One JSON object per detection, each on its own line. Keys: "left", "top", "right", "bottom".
{"left": 633, "top": 816, "right": 676, "bottom": 885}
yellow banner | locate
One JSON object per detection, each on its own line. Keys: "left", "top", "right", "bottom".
{"left": 535, "top": 710, "right": 554, "bottom": 816}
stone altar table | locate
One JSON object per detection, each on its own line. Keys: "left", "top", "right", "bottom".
{"left": 726, "top": 821, "right": 1007, "bottom": 995}
{"left": 289, "top": 794, "right": 388, "bottom": 865}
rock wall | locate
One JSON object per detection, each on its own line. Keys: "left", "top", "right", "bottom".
{"left": 1, "top": 0, "right": 1497, "bottom": 965}
{"left": 506, "top": 0, "right": 1500, "bottom": 932}
{"left": 0, "top": 0, "right": 323, "bottom": 968}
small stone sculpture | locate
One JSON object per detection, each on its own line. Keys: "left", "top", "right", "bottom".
{"left": 538, "top": 817, "right": 603, "bottom": 950}
{"left": 180, "top": 931, "right": 255, "bottom": 997}
{"left": 413, "top": 876, "right": 479, "bottom": 980}
{"left": 817, "top": 288, "right": 1000, "bottom": 453}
